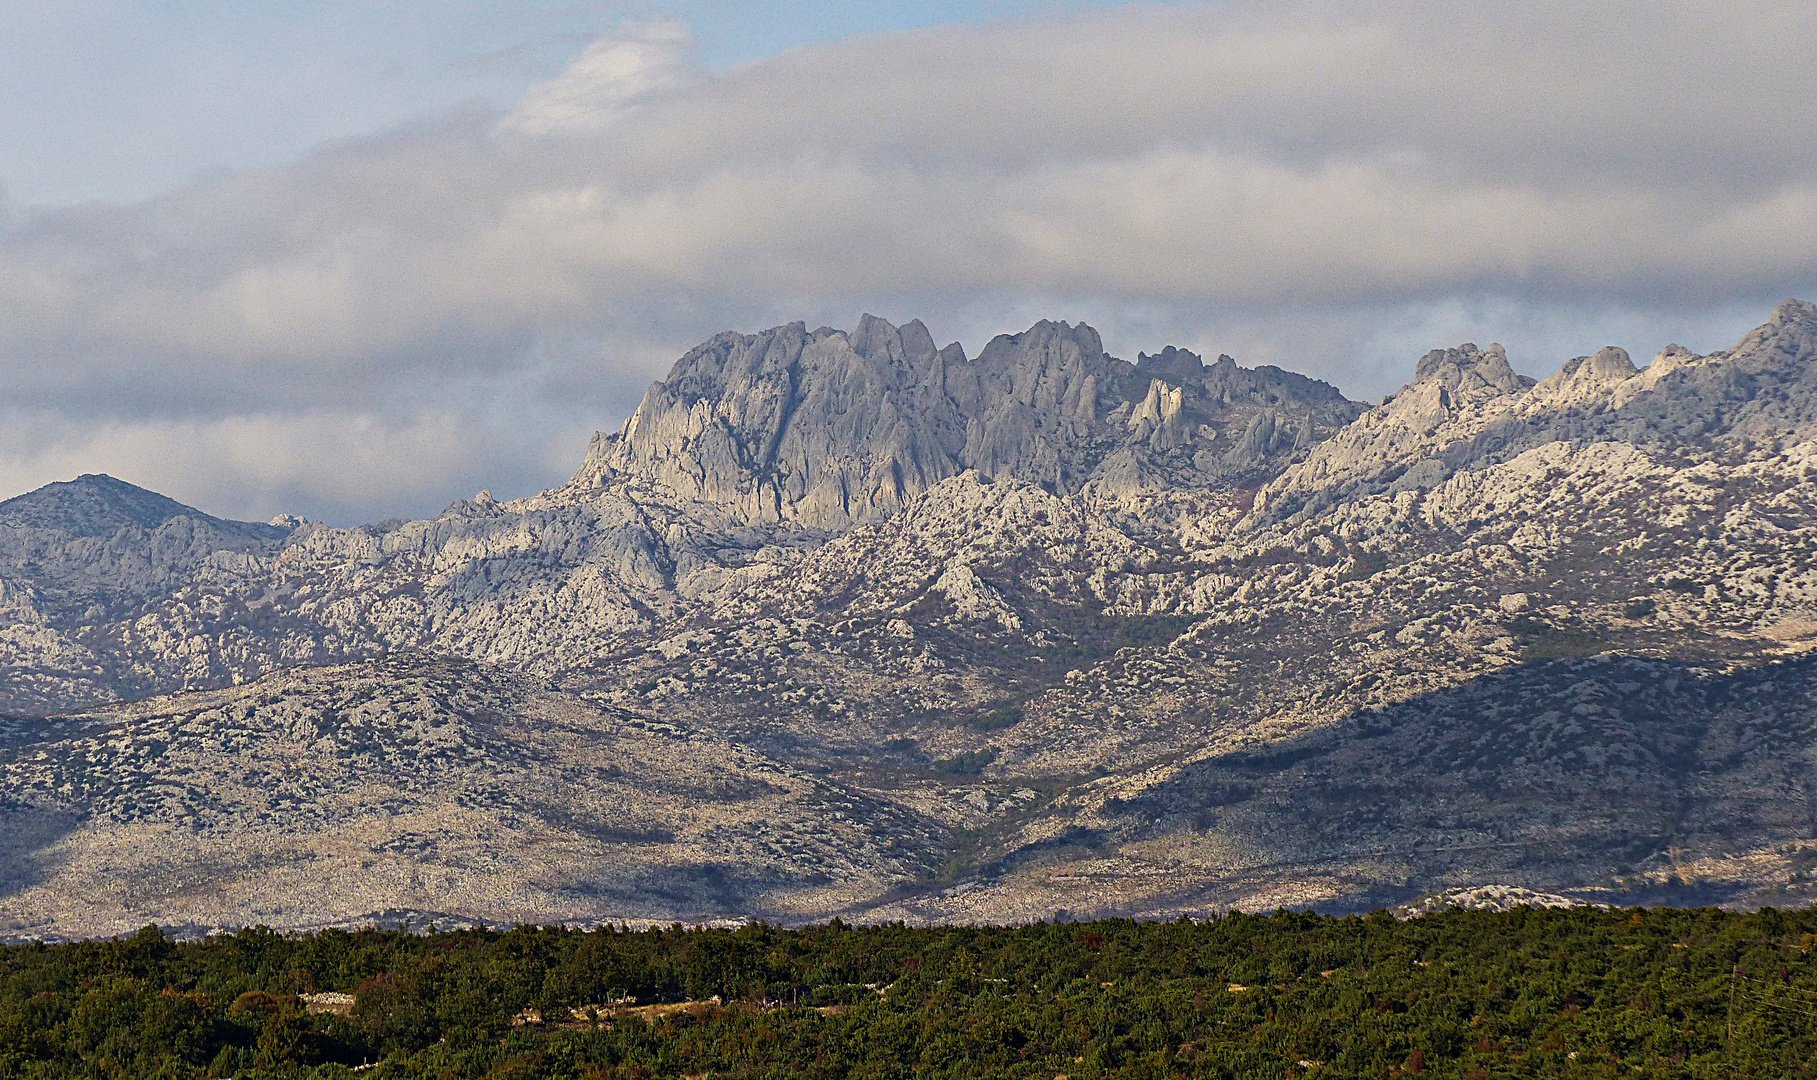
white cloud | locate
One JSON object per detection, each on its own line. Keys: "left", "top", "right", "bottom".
{"left": 0, "top": 0, "right": 1813, "bottom": 520}
{"left": 0, "top": 403, "right": 600, "bottom": 525}
{"left": 498, "top": 22, "right": 693, "bottom": 136}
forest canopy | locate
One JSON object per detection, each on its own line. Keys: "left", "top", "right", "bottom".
{"left": 0, "top": 905, "right": 1813, "bottom": 1079}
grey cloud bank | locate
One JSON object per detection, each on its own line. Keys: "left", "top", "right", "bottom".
{"left": 1, "top": 0, "right": 1813, "bottom": 524}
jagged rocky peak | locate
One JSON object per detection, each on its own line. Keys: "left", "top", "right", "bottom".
{"left": 0, "top": 473, "right": 286, "bottom": 540}
{"left": 1261, "top": 298, "right": 1817, "bottom": 519}
{"left": 577, "top": 315, "right": 1363, "bottom": 528}
{"left": 1773, "top": 296, "right": 1817, "bottom": 326}
{"left": 1135, "top": 345, "right": 1207, "bottom": 385}
{"left": 1533, "top": 345, "right": 1638, "bottom": 400}
{"left": 575, "top": 315, "right": 982, "bottom": 528}
{"left": 1138, "top": 347, "right": 1353, "bottom": 406}
{"left": 1739, "top": 297, "right": 1817, "bottom": 362}
{"left": 1410, "top": 342, "right": 1533, "bottom": 397}
{"left": 1355, "top": 340, "right": 1534, "bottom": 442}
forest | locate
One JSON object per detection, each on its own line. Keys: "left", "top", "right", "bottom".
{"left": 0, "top": 904, "right": 1813, "bottom": 1079}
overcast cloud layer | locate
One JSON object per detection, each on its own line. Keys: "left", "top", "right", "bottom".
{"left": 3, "top": 0, "right": 1815, "bottom": 524}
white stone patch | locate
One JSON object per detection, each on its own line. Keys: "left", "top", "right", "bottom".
{"left": 930, "top": 561, "right": 1023, "bottom": 631}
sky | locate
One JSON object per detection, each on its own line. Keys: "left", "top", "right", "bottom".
{"left": 1, "top": 0, "right": 1814, "bottom": 524}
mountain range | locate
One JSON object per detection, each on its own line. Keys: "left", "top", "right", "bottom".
{"left": 4, "top": 301, "right": 1817, "bottom": 939}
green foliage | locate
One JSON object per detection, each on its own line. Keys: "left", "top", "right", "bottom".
{"left": 964, "top": 705, "right": 1024, "bottom": 732}
{"left": 0, "top": 906, "right": 1813, "bottom": 1077}
{"left": 931, "top": 748, "right": 998, "bottom": 776}
{"left": 1014, "top": 608, "right": 1201, "bottom": 676}
{"left": 1510, "top": 618, "right": 1611, "bottom": 660}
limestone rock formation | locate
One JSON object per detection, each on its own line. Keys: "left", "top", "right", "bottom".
{"left": 6, "top": 302, "right": 1817, "bottom": 936}
{"left": 577, "top": 315, "right": 1361, "bottom": 528}
{"left": 1259, "top": 298, "right": 1817, "bottom": 518}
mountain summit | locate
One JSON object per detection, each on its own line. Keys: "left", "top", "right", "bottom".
{"left": 5, "top": 303, "right": 1817, "bottom": 937}
{"left": 3, "top": 474, "right": 218, "bottom": 538}
{"left": 575, "top": 315, "right": 1361, "bottom": 527}
{"left": 0, "top": 473, "right": 291, "bottom": 541}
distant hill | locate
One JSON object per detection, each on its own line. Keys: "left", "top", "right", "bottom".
{"left": 0, "top": 472, "right": 286, "bottom": 539}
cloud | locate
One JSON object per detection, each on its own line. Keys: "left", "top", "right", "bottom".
{"left": 0, "top": 1, "right": 1813, "bottom": 521}
{"left": 498, "top": 22, "right": 693, "bottom": 136}
{"left": 0, "top": 402, "right": 605, "bottom": 527}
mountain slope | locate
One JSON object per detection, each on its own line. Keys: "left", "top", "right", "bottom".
{"left": 0, "top": 655, "right": 940, "bottom": 939}
{"left": 1261, "top": 299, "right": 1817, "bottom": 517}
{"left": 0, "top": 320, "right": 1360, "bottom": 718}
{"left": 4, "top": 303, "right": 1817, "bottom": 936}
{"left": 0, "top": 473, "right": 285, "bottom": 540}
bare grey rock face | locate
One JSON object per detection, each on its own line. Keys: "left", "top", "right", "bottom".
{"left": 1394, "top": 886, "right": 1599, "bottom": 918}
{"left": 6, "top": 301, "right": 1817, "bottom": 936}
{"left": 577, "top": 315, "right": 1361, "bottom": 528}
{"left": 1259, "top": 299, "right": 1817, "bottom": 518}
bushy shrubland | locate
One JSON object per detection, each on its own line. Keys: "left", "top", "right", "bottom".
{"left": 0, "top": 906, "right": 1813, "bottom": 1078}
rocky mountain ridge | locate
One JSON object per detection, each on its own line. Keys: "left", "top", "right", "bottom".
{"left": 579, "top": 315, "right": 1361, "bottom": 529}
{"left": 5, "top": 302, "right": 1817, "bottom": 938}
{"left": 1260, "top": 300, "right": 1817, "bottom": 517}
{"left": 0, "top": 473, "right": 288, "bottom": 540}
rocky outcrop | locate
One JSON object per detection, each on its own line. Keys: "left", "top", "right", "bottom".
{"left": 0, "top": 475, "right": 308, "bottom": 711}
{"left": 1254, "top": 343, "right": 1535, "bottom": 515}
{"left": 577, "top": 316, "right": 1362, "bottom": 528}
{"left": 7, "top": 301, "right": 1817, "bottom": 934}
{"left": 1259, "top": 299, "right": 1817, "bottom": 519}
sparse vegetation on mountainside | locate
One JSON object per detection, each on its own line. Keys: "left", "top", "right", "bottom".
{"left": 6, "top": 302, "right": 1817, "bottom": 934}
